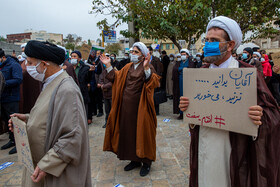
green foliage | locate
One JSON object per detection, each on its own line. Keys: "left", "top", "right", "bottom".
{"left": 65, "top": 43, "right": 75, "bottom": 51}
{"left": 88, "top": 39, "right": 92, "bottom": 46}
{"left": 105, "top": 43, "right": 122, "bottom": 55}
{"left": 0, "top": 36, "right": 6, "bottom": 42}
{"left": 91, "top": 0, "right": 280, "bottom": 50}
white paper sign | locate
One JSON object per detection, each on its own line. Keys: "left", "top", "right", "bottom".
{"left": 183, "top": 68, "right": 258, "bottom": 136}
{"left": 12, "top": 117, "right": 34, "bottom": 174}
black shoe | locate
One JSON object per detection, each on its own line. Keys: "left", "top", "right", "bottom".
{"left": 124, "top": 161, "right": 141, "bottom": 171}
{"left": 96, "top": 113, "right": 103, "bottom": 117}
{"left": 102, "top": 123, "right": 106, "bottom": 128}
{"left": 1, "top": 141, "right": 15, "bottom": 150}
{"left": 177, "top": 113, "right": 183, "bottom": 120}
{"left": 140, "top": 163, "right": 150, "bottom": 177}
{"left": 8, "top": 147, "right": 17, "bottom": 155}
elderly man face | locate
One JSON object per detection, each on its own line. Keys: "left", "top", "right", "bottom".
{"left": 96, "top": 50, "right": 101, "bottom": 57}
{"left": 71, "top": 53, "right": 81, "bottom": 62}
{"left": 26, "top": 57, "right": 49, "bottom": 74}
{"left": 252, "top": 54, "right": 259, "bottom": 59}
{"left": 204, "top": 28, "right": 235, "bottom": 65}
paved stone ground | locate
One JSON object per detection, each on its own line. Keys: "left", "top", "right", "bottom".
{"left": 0, "top": 99, "right": 191, "bottom": 187}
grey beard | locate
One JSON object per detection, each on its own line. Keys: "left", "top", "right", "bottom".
{"left": 204, "top": 45, "right": 227, "bottom": 64}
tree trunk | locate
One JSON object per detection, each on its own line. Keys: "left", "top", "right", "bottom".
{"left": 212, "top": 0, "right": 216, "bottom": 18}
{"left": 170, "top": 37, "right": 181, "bottom": 51}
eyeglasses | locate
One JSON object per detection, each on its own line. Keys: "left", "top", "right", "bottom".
{"left": 205, "top": 38, "right": 229, "bottom": 43}
{"left": 131, "top": 50, "right": 140, "bottom": 54}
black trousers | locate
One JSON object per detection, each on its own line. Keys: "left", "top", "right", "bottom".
{"left": 104, "top": 98, "right": 112, "bottom": 124}
{"left": 1, "top": 102, "right": 19, "bottom": 142}
{"left": 93, "top": 88, "right": 104, "bottom": 114}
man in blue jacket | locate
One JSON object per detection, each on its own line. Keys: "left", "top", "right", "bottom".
{"left": 0, "top": 48, "right": 23, "bottom": 154}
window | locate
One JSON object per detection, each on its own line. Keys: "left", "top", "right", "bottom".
{"left": 166, "top": 44, "right": 170, "bottom": 50}
{"left": 172, "top": 44, "right": 174, "bottom": 49}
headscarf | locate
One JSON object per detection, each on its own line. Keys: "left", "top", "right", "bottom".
{"left": 180, "top": 48, "right": 190, "bottom": 55}
{"left": 206, "top": 16, "right": 242, "bottom": 50}
{"left": 132, "top": 42, "right": 149, "bottom": 57}
{"left": 24, "top": 40, "right": 65, "bottom": 65}
{"left": 253, "top": 52, "right": 261, "bottom": 58}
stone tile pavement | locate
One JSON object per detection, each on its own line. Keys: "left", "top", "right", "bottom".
{"left": 0, "top": 99, "right": 191, "bottom": 187}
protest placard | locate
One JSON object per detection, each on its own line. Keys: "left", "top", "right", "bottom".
{"left": 183, "top": 68, "right": 258, "bottom": 136}
{"left": 271, "top": 52, "right": 280, "bottom": 74}
{"left": 12, "top": 117, "right": 34, "bottom": 174}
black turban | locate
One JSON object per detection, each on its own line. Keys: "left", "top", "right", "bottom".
{"left": 243, "top": 47, "right": 253, "bottom": 56}
{"left": 24, "top": 40, "right": 65, "bottom": 65}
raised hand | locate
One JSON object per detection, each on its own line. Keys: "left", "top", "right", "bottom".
{"left": 99, "top": 55, "right": 111, "bottom": 68}
{"left": 143, "top": 53, "right": 151, "bottom": 70}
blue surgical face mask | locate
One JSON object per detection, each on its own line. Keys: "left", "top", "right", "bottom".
{"left": 242, "top": 53, "right": 248, "bottom": 60}
{"left": 203, "top": 42, "right": 227, "bottom": 57}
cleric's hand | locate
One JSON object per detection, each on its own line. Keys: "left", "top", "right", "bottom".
{"left": 179, "top": 97, "right": 189, "bottom": 112}
{"left": 248, "top": 105, "right": 263, "bottom": 126}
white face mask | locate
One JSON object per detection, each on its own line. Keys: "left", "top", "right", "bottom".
{"left": 181, "top": 55, "right": 187, "bottom": 61}
{"left": 26, "top": 61, "right": 47, "bottom": 82}
{"left": 196, "top": 57, "right": 201, "bottom": 61}
{"left": 177, "top": 58, "right": 181, "bottom": 61}
{"left": 111, "top": 56, "right": 115, "bottom": 60}
{"left": 124, "top": 56, "right": 129, "bottom": 59}
{"left": 131, "top": 54, "right": 141, "bottom": 63}
{"left": 70, "top": 58, "right": 78, "bottom": 65}
{"left": 170, "top": 57, "right": 174, "bottom": 61}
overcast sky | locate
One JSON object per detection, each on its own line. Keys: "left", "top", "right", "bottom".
{"left": 0, "top": 0, "right": 127, "bottom": 41}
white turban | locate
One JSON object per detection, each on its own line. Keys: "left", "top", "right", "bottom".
{"left": 105, "top": 53, "right": 110, "bottom": 56}
{"left": 253, "top": 52, "right": 261, "bottom": 58}
{"left": 176, "top": 53, "right": 181, "bottom": 57}
{"left": 129, "top": 47, "right": 133, "bottom": 51}
{"left": 21, "top": 43, "right": 27, "bottom": 48}
{"left": 132, "top": 42, "right": 149, "bottom": 57}
{"left": 180, "top": 48, "right": 190, "bottom": 55}
{"left": 206, "top": 16, "right": 242, "bottom": 50}
{"left": 196, "top": 53, "right": 202, "bottom": 56}
{"left": 169, "top": 53, "right": 175, "bottom": 57}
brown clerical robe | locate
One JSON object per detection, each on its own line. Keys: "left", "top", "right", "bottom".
{"left": 189, "top": 61, "right": 280, "bottom": 187}
{"left": 103, "top": 62, "right": 160, "bottom": 162}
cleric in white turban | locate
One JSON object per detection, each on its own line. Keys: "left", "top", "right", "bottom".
{"left": 180, "top": 15, "right": 279, "bottom": 187}
{"left": 206, "top": 16, "right": 243, "bottom": 50}
{"left": 99, "top": 41, "right": 161, "bottom": 177}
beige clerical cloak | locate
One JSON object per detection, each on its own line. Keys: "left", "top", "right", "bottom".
{"left": 22, "top": 71, "right": 91, "bottom": 187}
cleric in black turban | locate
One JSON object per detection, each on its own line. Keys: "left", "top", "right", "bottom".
{"left": 24, "top": 40, "right": 65, "bottom": 65}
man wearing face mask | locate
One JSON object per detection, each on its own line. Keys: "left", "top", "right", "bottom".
{"left": 110, "top": 53, "right": 119, "bottom": 69}
{"left": 148, "top": 46, "right": 163, "bottom": 115}
{"left": 194, "top": 53, "right": 203, "bottom": 68}
{"left": 8, "top": 41, "right": 91, "bottom": 186}
{"left": 172, "top": 48, "right": 195, "bottom": 119}
{"left": 242, "top": 47, "right": 263, "bottom": 74}
{"left": 100, "top": 42, "right": 160, "bottom": 177}
{"left": 166, "top": 53, "right": 176, "bottom": 98}
{"left": 117, "top": 52, "right": 130, "bottom": 70}
{"left": 179, "top": 16, "right": 280, "bottom": 186}
{"left": 70, "top": 51, "right": 91, "bottom": 117}
{"left": 0, "top": 48, "right": 23, "bottom": 154}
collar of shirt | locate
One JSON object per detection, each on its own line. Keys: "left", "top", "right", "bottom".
{"left": 133, "top": 62, "right": 142, "bottom": 70}
{"left": 210, "top": 56, "right": 233, "bottom": 69}
{"left": 42, "top": 69, "right": 64, "bottom": 91}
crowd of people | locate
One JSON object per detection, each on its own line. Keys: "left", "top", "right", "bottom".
{"left": 0, "top": 15, "right": 279, "bottom": 186}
